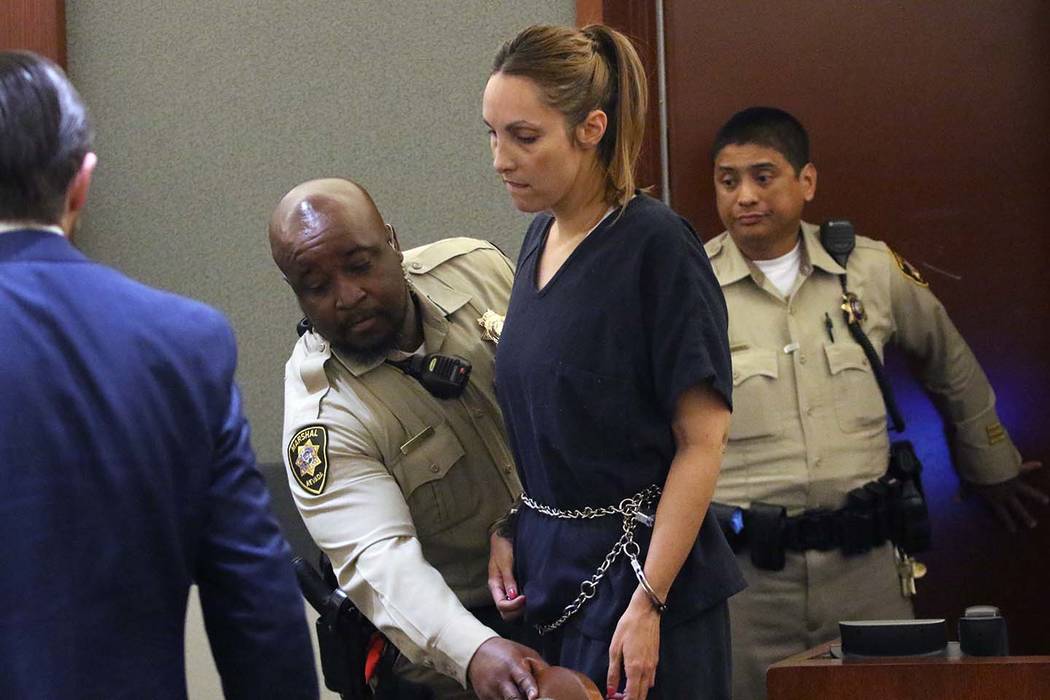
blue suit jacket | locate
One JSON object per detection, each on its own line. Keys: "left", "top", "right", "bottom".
{"left": 0, "top": 229, "right": 318, "bottom": 699}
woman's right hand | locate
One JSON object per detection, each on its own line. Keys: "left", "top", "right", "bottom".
{"left": 487, "top": 530, "right": 526, "bottom": 620}
{"left": 606, "top": 588, "right": 661, "bottom": 700}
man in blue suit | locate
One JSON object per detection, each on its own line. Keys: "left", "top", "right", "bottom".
{"left": 0, "top": 51, "right": 319, "bottom": 699}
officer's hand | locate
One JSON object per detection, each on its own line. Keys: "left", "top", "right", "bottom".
{"left": 467, "top": 637, "right": 543, "bottom": 700}
{"left": 965, "top": 461, "right": 1048, "bottom": 532}
{"left": 606, "top": 588, "right": 660, "bottom": 700}
{"left": 488, "top": 531, "right": 525, "bottom": 620}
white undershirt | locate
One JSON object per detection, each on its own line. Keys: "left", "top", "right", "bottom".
{"left": 753, "top": 238, "right": 802, "bottom": 297}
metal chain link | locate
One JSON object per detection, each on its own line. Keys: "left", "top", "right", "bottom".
{"left": 521, "top": 485, "right": 661, "bottom": 635}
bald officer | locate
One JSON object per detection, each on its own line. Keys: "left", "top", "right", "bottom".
{"left": 705, "top": 107, "right": 1046, "bottom": 700}
{"left": 269, "top": 179, "right": 541, "bottom": 700}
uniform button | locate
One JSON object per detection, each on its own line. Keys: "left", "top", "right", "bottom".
{"left": 472, "top": 409, "right": 484, "bottom": 418}
{"left": 422, "top": 659, "right": 433, "bottom": 668}
{"left": 799, "top": 354, "right": 807, "bottom": 364}
{"left": 806, "top": 407, "right": 814, "bottom": 416}
{"left": 429, "top": 464, "right": 440, "bottom": 473}
{"left": 733, "top": 370, "right": 740, "bottom": 380}
{"left": 410, "top": 262, "right": 422, "bottom": 270}
{"left": 788, "top": 307, "right": 795, "bottom": 315}
{"left": 815, "top": 458, "right": 823, "bottom": 467}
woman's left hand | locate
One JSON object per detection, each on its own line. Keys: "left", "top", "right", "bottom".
{"left": 606, "top": 588, "right": 661, "bottom": 700}
{"left": 488, "top": 531, "right": 526, "bottom": 620}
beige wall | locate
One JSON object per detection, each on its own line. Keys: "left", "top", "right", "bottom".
{"left": 65, "top": 2, "right": 573, "bottom": 697}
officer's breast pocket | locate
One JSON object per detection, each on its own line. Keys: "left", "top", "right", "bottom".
{"left": 728, "top": 348, "right": 781, "bottom": 441}
{"left": 824, "top": 343, "right": 886, "bottom": 433}
{"left": 389, "top": 422, "right": 476, "bottom": 538}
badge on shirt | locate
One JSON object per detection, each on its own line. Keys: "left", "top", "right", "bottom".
{"left": 288, "top": 425, "right": 329, "bottom": 495}
{"left": 890, "top": 250, "right": 929, "bottom": 287}
{"left": 477, "top": 310, "right": 505, "bottom": 344}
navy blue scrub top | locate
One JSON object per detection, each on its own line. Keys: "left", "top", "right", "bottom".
{"left": 496, "top": 194, "right": 746, "bottom": 639}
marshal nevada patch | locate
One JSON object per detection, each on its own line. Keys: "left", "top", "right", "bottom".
{"left": 288, "top": 425, "right": 329, "bottom": 495}
{"left": 890, "top": 249, "right": 929, "bottom": 287}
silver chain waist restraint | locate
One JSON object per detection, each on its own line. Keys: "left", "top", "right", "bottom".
{"left": 520, "top": 484, "right": 664, "bottom": 635}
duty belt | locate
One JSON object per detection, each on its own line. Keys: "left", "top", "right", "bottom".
{"left": 520, "top": 484, "right": 661, "bottom": 634}
{"left": 711, "top": 471, "right": 930, "bottom": 572}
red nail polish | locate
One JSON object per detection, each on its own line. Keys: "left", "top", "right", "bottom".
{"left": 508, "top": 588, "right": 517, "bottom": 598}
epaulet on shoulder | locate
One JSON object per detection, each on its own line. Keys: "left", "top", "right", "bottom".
{"left": 853, "top": 234, "right": 887, "bottom": 253}
{"left": 704, "top": 232, "right": 729, "bottom": 259}
{"left": 404, "top": 237, "right": 495, "bottom": 275}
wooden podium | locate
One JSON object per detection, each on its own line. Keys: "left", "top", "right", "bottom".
{"left": 767, "top": 641, "right": 1050, "bottom": 700}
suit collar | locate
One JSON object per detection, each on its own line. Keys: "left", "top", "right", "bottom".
{"left": 0, "top": 228, "right": 89, "bottom": 265}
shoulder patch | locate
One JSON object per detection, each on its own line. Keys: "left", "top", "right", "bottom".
{"left": 890, "top": 249, "right": 929, "bottom": 287}
{"left": 288, "top": 425, "right": 329, "bottom": 495}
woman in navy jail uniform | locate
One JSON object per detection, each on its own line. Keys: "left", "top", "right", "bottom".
{"left": 482, "top": 24, "right": 745, "bottom": 700}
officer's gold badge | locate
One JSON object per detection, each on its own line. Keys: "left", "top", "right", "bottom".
{"left": 288, "top": 425, "right": 329, "bottom": 495}
{"left": 477, "top": 310, "right": 504, "bottom": 344}
{"left": 890, "top": 250, "right": 929, "bottom": 287}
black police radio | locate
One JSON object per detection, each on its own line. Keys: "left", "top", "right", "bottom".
{"left": 386, "top": 353, "right": 472, "bottom": 400}
{"left": 295, "top": 316, "right": 471, "bottom": 399}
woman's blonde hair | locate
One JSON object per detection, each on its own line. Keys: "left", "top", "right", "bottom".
{"left": 492, "top": 24, "right": 647, "bottom": 207}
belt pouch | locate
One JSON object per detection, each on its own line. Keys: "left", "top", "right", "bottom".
{"left": 843, "top": 487, "right": 877, "bottom": 554}
{"left": 746, "top": 502, "right": 787, "bottom": 571}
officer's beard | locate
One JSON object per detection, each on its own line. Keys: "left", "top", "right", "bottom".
{"left": 336, "top": 288, "right": 419, "bottom": 365}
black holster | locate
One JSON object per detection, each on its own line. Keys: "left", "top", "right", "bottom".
{"left": 295, "top": 555, "right": 374, "bottom": 699}
{"left": 887, "top": 441, "right": 931, "bottom": 554}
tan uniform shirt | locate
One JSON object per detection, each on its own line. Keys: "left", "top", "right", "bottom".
{"left": 282, "top": 238, "right": 520, "bottom": 687}
{"left": 707, "top": 222, "right": 1020, "bottom": 513}
{"left": 707, "top": 223, "right": 1023, "bottom": 700}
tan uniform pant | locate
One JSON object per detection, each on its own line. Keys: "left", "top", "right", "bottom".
{"left": 729, "top": 543, "right": 913, "bottom": 700}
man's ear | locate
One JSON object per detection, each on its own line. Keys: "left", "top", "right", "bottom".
{"left": 574, "top": 109, "right": 608, "bottom": 150}
{"left": 386, "top": 223, "right": 403, "bottom": 260}
{"left": 61, "top": 152, "right": 97, "bottom": 237}
{"left": 800, "top": 162, "right": 817, "bottom": 202}
{"left": 67, "top": 152, "right": 97, "bottom": 215}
